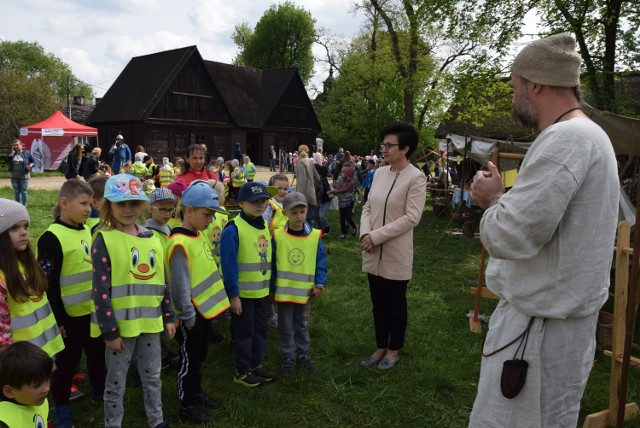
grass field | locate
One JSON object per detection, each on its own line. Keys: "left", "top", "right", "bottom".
{"left": 1, "top": 186, "right": 639, "bottom": 427}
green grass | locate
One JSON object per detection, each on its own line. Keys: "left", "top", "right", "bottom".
{"left": 2, "top": 187, "right": 640, "bottom": 427}
{"left": 0, "top": 171, "right": 64, "bottom": 179}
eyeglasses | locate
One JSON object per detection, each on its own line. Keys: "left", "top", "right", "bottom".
{"left": 381, "top": 142, "right": 400, "bottom": 150}
{"left": 152, "top": 206, "right": 176, "bottom": 215}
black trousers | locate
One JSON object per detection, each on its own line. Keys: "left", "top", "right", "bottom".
{"left": 367, "top": 273, "right": 409, "bottom": 351}
{"left": 51, "top": 314, "right": 106, "bottom": 404}
{"left": 339, "top": 201, "right": 357, "bottom": 234}
{"left": 176, "top": 314, "right": 211, "bottom": 406}
{"left": 231, "top": 297, "right": 267, "bottom": 373}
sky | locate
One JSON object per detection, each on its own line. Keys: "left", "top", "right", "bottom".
{"left": 1, "top": 0, "right": 367, "bottom": 97}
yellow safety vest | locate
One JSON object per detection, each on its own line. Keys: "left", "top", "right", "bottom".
{"left": 244, "top": 162, "right": 256, "bottom": 180}
{"left": 234, "top": 216, "right": 271, "bottom": 298}
{"left": 167, "top": 233, "right": 230, "bottom": 319}
{"left": 2, "top": 266, "right": 64, "bottom": 357}
{"left": 232, "top": 167, "right": 246, "bottom": 188}
{"left": 205, "top": 214, "right": 225, "bottom": 266}
{"left": 273, "top": 228, "right": 320, "bottom": 304}
{"left": 90, "top": 229, "right": 165, "bottom": 338}
{"left": 86, "top": 217, "right": 100, "bottom": 231}
{"left": 159, "top": 169, "right": 174, "bottom": 188}
{"left": 150, "top": 228, "right": 169, "bottom": 252}
{"left": 45, "top": 224, "right": 93, "bottom": 317}
{"left": 268, "top": 199, "right": 287, "bottom": 231}
{"left": 167, "top": 217, "right": 182, "bottom": 230}
{"left": 0, "top": 398, "right": 48, "bottom": 428}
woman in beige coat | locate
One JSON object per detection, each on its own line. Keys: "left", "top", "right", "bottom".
{"left": 359, "top": 122, "right": 427, "bottom": 370}
{"left": 294, "top": 145, "right": 320, "bottom": 223}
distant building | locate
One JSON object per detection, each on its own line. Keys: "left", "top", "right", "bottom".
{"left": 87, "top": 46, "right": 321, "bottom": 165}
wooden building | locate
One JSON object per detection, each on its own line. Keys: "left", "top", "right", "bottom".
{"left": 87, "top": 46, "right": 321, "bottom": 165}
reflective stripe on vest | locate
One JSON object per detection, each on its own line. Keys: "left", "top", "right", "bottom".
{"left": 273, "top": 228, "right": 320, "bottom": 304}
{"left": 90, "top": 229, "right": 165, "bottom": 338}
{"left": 46, "top": 223, "right": 93, "bottom": 316}
{"left": 167, "top": 233, "right": 230, "bottom": 319}
{"left": 2, "top": 267, "right": 64, "bottom": 357}
{"left": 232, "top": 167, "right": 246, "bottom": 187}
{"left": 268, "top": 200, "right": 287, "bottom": 231}
{"left": 234, "top": 216, "right": 271, "bottom": 298}
{"left": 0, "top": 397, "right": 48, "bottom": 427}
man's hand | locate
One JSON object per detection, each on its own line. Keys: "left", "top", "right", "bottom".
{"left": 471, "top": 161, "right": 504, "bottom": 209}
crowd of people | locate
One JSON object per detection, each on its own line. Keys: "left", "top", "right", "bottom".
{"left": 0, "top": 34, "right": 621, "bottom": 428}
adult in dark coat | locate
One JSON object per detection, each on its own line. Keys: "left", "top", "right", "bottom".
{"left": 65, "top": 143, "right": 86, "bottom": 180}
{"left": 233, "top": 142, "right": 243, "bottom": 164}
{"left": 83, "top": 147, "right": 102, "bottom": 180}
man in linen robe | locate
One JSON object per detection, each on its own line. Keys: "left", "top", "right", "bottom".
{"left": 469, "top": 33, "right": 619, "bottom": 427}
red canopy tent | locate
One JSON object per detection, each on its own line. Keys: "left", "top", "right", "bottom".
{"left": 19, "top": 110, "right": 98, "bottom": 172}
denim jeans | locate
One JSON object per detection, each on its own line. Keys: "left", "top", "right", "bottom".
{"left": 10, "top": 178, "right": 29, "bottom": 206}
{"left": 269, "top": 158, "right": 276, "bottom": 171}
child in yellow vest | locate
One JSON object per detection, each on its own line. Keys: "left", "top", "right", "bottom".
{"left": 167, "top": 181, "right": 230, "bottom": 423}
{"left": 0, "top": 198, "right": 64, "bottom": 357}
{"left": 262, "top": 174, "right": 290, "bottom": 327}
{"left": 243, "top": 155, "right": 256, "bottom": 182}
{"left": 220, "top": 182, "right": 277, "bottom": 387}
{"left": 0, "top": 342, "right": 53, "bottom": 428}
{"left": 270, "top": 192, "right": 327, "bottom": 374}
{"left": 37, "top": 179, "right": 107, "bottom": 427}
{"left": 230, "top": 159, "right": 246, "bottom": 201}
{"left": 91, "top": 174, "right": 175, "bottom": 428}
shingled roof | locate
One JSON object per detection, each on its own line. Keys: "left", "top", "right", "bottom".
{"left": 88, "top": 46, "right": 317, "bottom": 131}
{"left": 88, "top": 46, "right": 198, "bottom": 123}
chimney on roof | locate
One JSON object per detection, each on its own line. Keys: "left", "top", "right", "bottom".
{"left": 95, "top": 97, "right": 102, "bottom": 105}
{"left": 73, "top": 96, "right": 85, "bottom": 106}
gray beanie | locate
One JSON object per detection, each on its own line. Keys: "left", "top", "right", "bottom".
{"left": 0, "top": 198, "right": 30, "bottom": 235}
{"left": 511, "top": 33, "right": 581, "bottom": 88}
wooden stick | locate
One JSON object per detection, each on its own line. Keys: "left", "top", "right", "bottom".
{"left": 470, "top": 247, "right": 487, "bottom": 333}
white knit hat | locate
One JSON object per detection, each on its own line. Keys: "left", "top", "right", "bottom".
{"left": 511, "top": 33, "right": 582, "bottom": 88}
{"left": 0, "top": 198, "right": 30, "bottom": 235}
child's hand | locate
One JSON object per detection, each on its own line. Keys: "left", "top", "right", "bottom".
{"left": 268, "top": 293, "right": 275, "bottom": 303}
{"left": 165, "top": 323, "right": 176, "bottom": 340}
{"left": 59, "top": 325, "right": 67, "bottom": 339}
{"left": 106, "top": 337, "right": 125, "bottom": 351}
{"left": 309, "top": 288, "right": 323, "bottom": 299}
{"left": 230, "top": 296, "right": 242, "bottom": 315}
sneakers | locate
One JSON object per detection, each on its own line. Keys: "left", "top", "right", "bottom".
{"left": 197, "top": 391, "right": 222, "bottom": 409}
{"left": 251, "top": 365, "right": 276, "bottom": 382}
{"left": 153, "top": 423, "right": 171, "bottom": 428}
{"left": 352, "top": 226, "right": 358, "bottom": 237}
{"left": 72, "top": 372, "right": 89, "bottom": 386}
{"left": 69, "top": 383, "right": 84, "bottom": 401}
{"left": 339, "top": 235, "right": 346, "bottom": 240}
{"left": 281, "top": 357, "right": 295, "bottom": 375}
{"left": 234, "top": 371, "right": 264, "bottom": 387}
{"left": 297, "top": 355, "right": 315, "bottom": 370}
{"left": 179, "top": 405, "right": 214, "bottom": 424}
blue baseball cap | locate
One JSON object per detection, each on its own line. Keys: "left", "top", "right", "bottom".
{"left": 182, "top": 181, "right": 225, "bottom": 213}
{"left": 238, "top": 182, "right": 278, "bottom": 202}
{"left": 104, "top": 174, "right": 149, "bottom": 202}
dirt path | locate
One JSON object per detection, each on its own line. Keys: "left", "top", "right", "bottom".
{"left": 0, "top": 167, "right": 294, "bottom": 191}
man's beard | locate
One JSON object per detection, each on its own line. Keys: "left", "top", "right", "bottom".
{"left": 511, "top": 91, "right": 538, "bottom": 129}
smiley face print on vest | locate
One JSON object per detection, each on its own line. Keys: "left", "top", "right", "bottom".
{"left": 129, "top": 247, "right": 158, "bottom": 280}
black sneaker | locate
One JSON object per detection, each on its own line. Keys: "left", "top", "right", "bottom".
{"left": 251, "top": 365, "right": 276, "bottom": 382}
{"left": 297, "top": 354, "right": 315, "bottom": 370}
{"left": 281, "top": 357, "right": 295, "bottom": 376}
{"left": 179, "top": 405, "right": 214, "bottom": 423}
{"left": 234, "top": 372, "right": 264, "bottom": 387}
{"left": 197, "top": 391, "right": 222, "bottom": 409}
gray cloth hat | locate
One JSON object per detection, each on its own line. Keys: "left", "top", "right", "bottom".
{"left": 0, "top": 198, "right": 30, "bottom": 235}
{"left": 511, "top": 33, "right": 581, "bottom": 88}
{"left": 283, "top": 191, "right": 308, "bottom": 210}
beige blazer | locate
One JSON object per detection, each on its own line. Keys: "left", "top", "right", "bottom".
{"left": 360, "top": 165, "right": 427, "bottom": 281}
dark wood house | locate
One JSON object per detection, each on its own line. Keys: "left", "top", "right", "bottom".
{"left": 86, "top": 46, "right": 321, "bottom": 165}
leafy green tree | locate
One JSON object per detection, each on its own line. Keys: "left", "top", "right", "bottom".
{"left": 232, "top": 1, "right": 316, "bottom": 84}
{"left": 0, "top": 40, "right": 94, "bottom": 150}
{"left": 0, "top": 40, "right": 94, "bottom": 104}
{"left": 535, "top": 0, "right": 639, "bottom": 112}
{"left": 0, "top": 69, "right": 57, "bottom": 148}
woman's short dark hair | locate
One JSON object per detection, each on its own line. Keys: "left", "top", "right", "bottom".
{"left": 380, "top": 122, "right": 419, "bottom": 157}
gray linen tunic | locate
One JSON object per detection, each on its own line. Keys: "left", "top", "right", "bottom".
{"left": 469, "top": 118, "right": 619, "bottom": 427}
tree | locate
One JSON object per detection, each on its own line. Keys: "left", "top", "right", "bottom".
{"left": 231, "top": 1, "right": 316, "bottom": 84}
{"left": 0, "top": 40, "right": 94, "bottom": 105}
{"left": 0, "top": 40, "right": 95, "bottom": 147}
{"left": 535, "top": 0, "right": 640, "bottom": 113}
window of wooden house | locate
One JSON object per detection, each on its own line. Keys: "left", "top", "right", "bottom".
{"left": 173, "top": 94, "right": 187, "bottom": 112}
{"left": 195, "top": 134, "right": 205, "bottom": 145}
